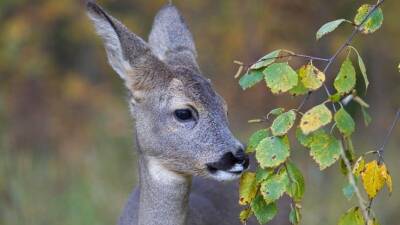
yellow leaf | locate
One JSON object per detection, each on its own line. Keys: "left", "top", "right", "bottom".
{"left": 380, "top": 163, "right": 393, "bottom": 194}
{"left": 300, "top": 104, "right": 332, "bottom": 135}
{"left": 361, "top": 160, "right": 385, "bottom": 199}
{"left": 352, "top": 157, "right": 365, "bottom": 177}
{"left": 239, "top": 172, "right": 258, "bottom": 205}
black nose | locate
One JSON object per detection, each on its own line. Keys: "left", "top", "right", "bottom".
{"left": 206, "top": 148, "right": 249, "bottom": 173}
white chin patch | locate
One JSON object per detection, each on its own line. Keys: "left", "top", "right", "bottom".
{"left": 210, "top": 163, "right": 244, "bottom": 181}
{"left": 211, "top": 170, "right": 241, "bottom": 181}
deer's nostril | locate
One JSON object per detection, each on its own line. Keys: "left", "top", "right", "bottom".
{"left": 235, "top": 148, "right": 246, "bottom": 162}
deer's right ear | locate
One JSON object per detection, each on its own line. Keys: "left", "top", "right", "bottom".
{"left": 86, "top": 1, "right": 170, "bottom": 98}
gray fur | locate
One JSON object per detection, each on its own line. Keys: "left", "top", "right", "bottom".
{"left": 149, "top": 4, "right": 199, "bottom": 72}
{"left": 86, "top": 2, "right": 277, "bottom": 225}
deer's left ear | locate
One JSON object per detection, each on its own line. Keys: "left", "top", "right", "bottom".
{"left": 86, "top": 1, "right": 171, "bottom": 97}
{"left": 149, "top": 4, "right": 200, "bottom": 73}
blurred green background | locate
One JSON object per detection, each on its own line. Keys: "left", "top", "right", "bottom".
{"left": 0, "top": 0, "right": 399, "bottom": 224}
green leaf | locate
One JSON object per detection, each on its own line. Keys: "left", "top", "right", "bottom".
{"left": 296, "top": 128, "right": 313, "bottom": 147}
{"left": 268, "top": 107, "right": 285, "bottom": 117}
{"left": 260, "top": 172, "right": 288, "bottom": 204}
{"left": 256, "top": 136, "right": 290, "bottom": 168}
{"left": 264, "top": 63, "right": 298, "bottom": 94}
{"left": 334, "top": 108, "right": 355, "bottom": 137}
{"left": 256, "top": 167, "right": 274, "bottom": 184}
{"left": 289, "top": 204, "right": 302, "bottom": 225}
{"left": 338, "top": 207, "right": 364, "bottom": 225}
{"left": 289, "top": 79, "right": 309, "bottom": 96}
{"left": 329, "top": 92, "right": 343, "bottom": 103}
{"left": 239, "top": 69, "right": 264, "bottom": 90}
{"left": 246, "top": 129, "right": 270, "bottom": 153}
{"left": 250, "top": 50, "right": 282, "bottom": 70}
{"left": 251, "top": 195, "right": 278, "bottom": 224}
{"left": 271, "top": 110, "right": 296, "bottom": 136}
{"left": 309, "top": 131, "right": 341, "bottom": 170}
{"left": 239, "top": 172, "right": 258, "bottom": 205}
{"left": 300, "top": 104, "right": 332, "bottom": 135}
{"left": 350, "top": 47, "right": 369, "bottom": 90}
{"left": 342, "top": 183, "right": 355, "bottom": 200}
{"left": 239, "top": 208, "right": 252, "bottom": 223}
{"left": 285, "top": 162, "right": 305, "bottom": 202}
{"left": 354, "top": 4, "right": 384, "bottom": 34}
{"left": 316, "top": 19, "right": 348, "bottom": 40}
{"left": 298, "top": 64, "right": 326, "bottom": 91}
{"left": 334, "top": 58, "right": 356, "bottom": 94}
{"left": 361, "top": 106, "right": 372, "bottom": 126}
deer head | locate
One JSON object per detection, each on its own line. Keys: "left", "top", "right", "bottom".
{"left": 86, "top": 1, "right": 249, "bottom": 181}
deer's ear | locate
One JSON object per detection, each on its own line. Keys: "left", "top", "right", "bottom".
{"left": 149, "top": 4, "right": 200, "bottom": 72}
{"left": 86, "top": 1, "right": 171, "bottom": 95}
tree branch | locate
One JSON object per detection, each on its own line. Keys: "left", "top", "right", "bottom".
{"left": 377, "top": 108, "right": 400, "bottom": 164}
{"left": 339, "top": 141, "right": 371, "bottom": 222}
{"left": 297, "top": 0, "right": 385, "bottom": 111}
{"left": 367, "top": 108, "right": 400, "bottom": 219}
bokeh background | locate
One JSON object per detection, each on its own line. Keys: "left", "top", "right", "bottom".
{"left": 0, "top": 0, "right": 399, "bottom": 224}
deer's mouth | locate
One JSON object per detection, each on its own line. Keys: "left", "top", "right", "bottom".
{"left": 206, "top": 156, "right": 249, "bottom": 181}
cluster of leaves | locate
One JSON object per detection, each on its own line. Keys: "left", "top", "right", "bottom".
{"left": 236, "top": 2, "right": 392, "bottom": 225}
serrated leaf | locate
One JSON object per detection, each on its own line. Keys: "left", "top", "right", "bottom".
{"left": 286, "top": 162, "right": 305, "bottom": 201}
{"left": 298, "top": 64, "right": 326, "bottom": 90}
{"left": 300, "top": 104, "right": 332, "bottom": 135}
{"left": 334, "top": 58, "right": 356, "bottom": 94}
{"left": 250, "top": 50, "right": 282, "bottom": 70}
{"left": 351, "top": 47, "right": 369, "bottom": 90}
{"left": 309, "top": 131, "right": 341, "bottom": 170}
{"left": 295, "top": 128, "right": 319, "bottom": 148}
{"left": 256, "top": 136, "right": 290, "bottom": 168}
{"left": 380, "top": 163, "right": 393, "bottom": 194}
{"left": 264, "top": 63, "right": 298, "bottom": 94}
{"left": 354, "top": 4, "right": 384, "bottom": 34}
{"left": 246, "top": 129, "right": 270, "bottom": 153}
{"left": 239, "top": 208, "right": 252, "bottom": 223}
{"left": 338, "top": 207, "right": 364, "bottom": 225}
{"left": 353, "top": 157, "right": 365, "bottom": 177}
{"left": 334, "top": 108, "right": 355, "bottom": 136}
{"left": 289, "top": 79, "right": 309, "bottom": 96}
{"left": 343, "top": 183, "right": 355, "bottom": 200}
{"left": 289, "top": 204, "right": 302, "bottom": 225}
{"left": 251, "top": 195, "right": 278, "bottom": 224}
{"left": 316, "top": 19, "right": 348, "bottom": 40}
{"left": 271, "top": 110, "right": 296, "bottom": 136}
{"left": 361, "top": 106, "right": 372, "bottom": 126}
{"left": 239, "top": 69, "right": 264, "bottom": 90}
{"left": 260, "top": 172, "right": 289, "bottom": 204}
{"left": 239, "top": 172, "right": 258, "bottom": 205}
{"left": 256, "top": 167, "right": 274, "bottom": 184}
{"left": 361, "top": 160, "right": 386, "bottom": 199}
{"left": 268, "top": 107, "right": 285, "bottom": 117}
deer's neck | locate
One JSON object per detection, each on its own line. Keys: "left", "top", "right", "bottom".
{"left": 137, "top": 154, "right": 191, "bottom": 225}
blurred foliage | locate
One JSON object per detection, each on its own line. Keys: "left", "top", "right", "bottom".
{"left": 0, "top": 0, "right": 399, "bottom": 225}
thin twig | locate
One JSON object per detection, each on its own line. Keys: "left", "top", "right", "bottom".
{"left": 255, "top": 53, "right": 330, "bottom": 64}
{"left": 377, "top": 108, "right": 400, "bottom": 164}
{"left": 366, "top": 108, "right": 400, "bottom": 220}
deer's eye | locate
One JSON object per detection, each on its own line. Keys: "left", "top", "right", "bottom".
{"left": 174, "top": 109, "right": 193, "bottom": 122}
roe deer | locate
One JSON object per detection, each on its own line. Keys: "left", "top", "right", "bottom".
{"left": 86, "top": 1, "right": 284, "bottom": 225}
